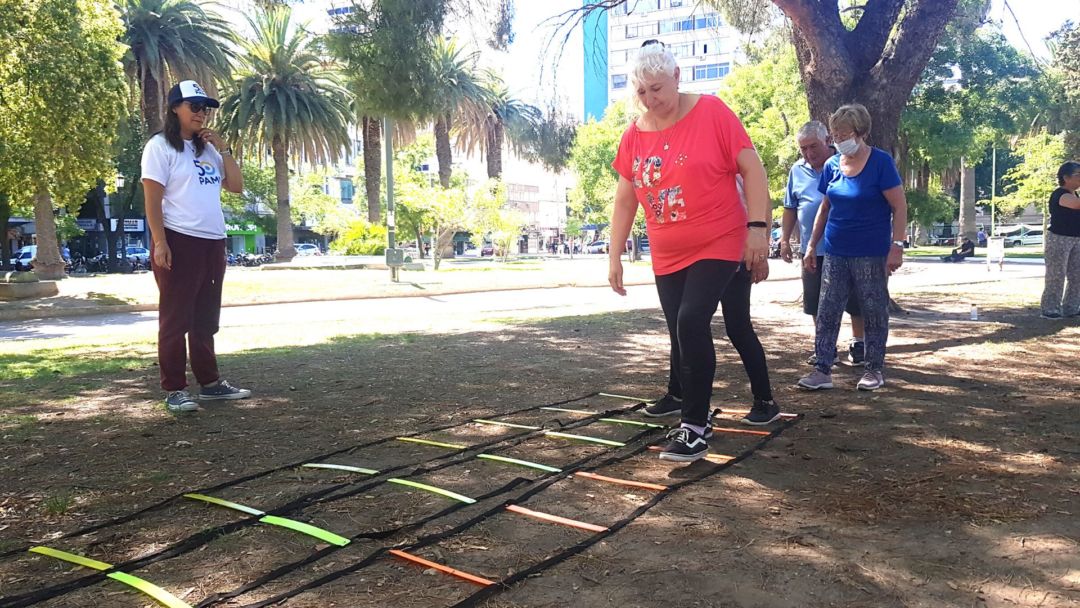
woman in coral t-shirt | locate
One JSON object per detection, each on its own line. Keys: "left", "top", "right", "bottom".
{"left": 609, "top": 41, "right": 776, "bottom": 463}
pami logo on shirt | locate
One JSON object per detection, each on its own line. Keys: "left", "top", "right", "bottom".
{"left": 193, "top": 159, "right": 220, "bottom": 186}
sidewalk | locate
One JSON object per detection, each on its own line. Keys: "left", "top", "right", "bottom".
{"left": 0, "top": 256, "right": 681, "bottom": 322}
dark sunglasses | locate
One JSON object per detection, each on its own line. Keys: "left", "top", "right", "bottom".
{"left": 185, "top": 101, "right": 211, "bottom": 114}
{"left": 640, "top": 39, "right": 665, "bottom": 48}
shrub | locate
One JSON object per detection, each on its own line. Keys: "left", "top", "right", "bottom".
{"left": 332, "top": 221, "right": 387, "bottom": 256}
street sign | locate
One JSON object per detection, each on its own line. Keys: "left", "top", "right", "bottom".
{"left": 385, "top": 247, "right": 404, "bottom": 267}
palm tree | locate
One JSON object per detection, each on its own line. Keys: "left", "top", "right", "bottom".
{"left": 429, "top": 39, "right": 487, "bottom": 188}
{"left": 120, "top": 0, "right": 234, "bottom": 133}
{"left": 456, "top": 71, "right": 542, "bottom": 179}
{"left": 218, "top": 6, "right": 351, "bottom": 262}
{"left": 360, "top": 115, "right": 382, "bottom": 223}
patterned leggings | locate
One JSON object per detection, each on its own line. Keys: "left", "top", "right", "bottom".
{"left": 1041, "top": 231, "right": 1080, "bottom": 316}
{"left": 815, "top": 255, "right": 890, "bottom": 373}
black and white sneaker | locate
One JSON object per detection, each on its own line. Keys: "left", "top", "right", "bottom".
{"left": 643, "top": 394, "right": 683, "bottom": 418}
{"left": 701, "top": 408, "right": 724, "bottom": 439}
{"left": 741, "top": 399, "right": 781, "bottom": 426}
{"left": 165, "top": 390, "right": 199, "bottom": 412}
{"left": 658, "top": 427, "right": 709, "bottom": 462}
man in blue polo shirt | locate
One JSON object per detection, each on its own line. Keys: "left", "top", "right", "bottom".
{"left": 779, "top": 121, "right": 864, "bottom": 365}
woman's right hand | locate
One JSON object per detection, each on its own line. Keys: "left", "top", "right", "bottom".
{"left": 608, "top": 256, "right": 626, "bottom": 296}
{"left": 154, "top": 241, "right": 172, "bottom": 271}
{"left": 802, "top": 247, "right": 816, "bottom": 273}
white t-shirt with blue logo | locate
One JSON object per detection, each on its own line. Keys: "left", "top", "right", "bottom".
{"left": 140, "top": 133, "right": 227, "bottom": 240}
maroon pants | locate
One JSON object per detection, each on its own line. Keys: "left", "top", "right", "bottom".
{"left": 151, "top": 229, "right": 227, "bottom": 391}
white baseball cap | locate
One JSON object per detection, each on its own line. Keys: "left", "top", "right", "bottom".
{"left": 167, "top": 80, "right": 220, "bottom": 108}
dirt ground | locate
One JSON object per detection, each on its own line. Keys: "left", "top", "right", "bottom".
{"left": 0, "top": 273, "right": 1077, "bottom": 608}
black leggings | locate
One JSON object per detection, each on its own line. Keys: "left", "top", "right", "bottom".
{"left": 655, "top": 259, "right": 773, "bottom": 427}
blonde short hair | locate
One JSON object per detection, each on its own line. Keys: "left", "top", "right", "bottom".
{"left": 829, "top": 104, "right": 872, "bottom": 138}
{"left": 629, "top": 43, "right": 677, "bottom": 88}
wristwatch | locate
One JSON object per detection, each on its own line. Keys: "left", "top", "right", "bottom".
{"left": 892, "top": 240, "right": 905, "bottom": 248}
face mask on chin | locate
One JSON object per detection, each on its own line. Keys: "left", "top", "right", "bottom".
{"left": 835, "top": 137, "right": 860, "bottom": 157}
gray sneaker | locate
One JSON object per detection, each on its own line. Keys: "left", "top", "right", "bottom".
{"left": 165, "top": 390, "right": 199, "bottom": 412}
{"left": 797, "top": 370, "right": 833, "bottom": 390}
{"left": 857, "top": 370, "right": 885, "bottom": 391}
{"left": 199, "top": 380, "right": 252, "bottom": 401}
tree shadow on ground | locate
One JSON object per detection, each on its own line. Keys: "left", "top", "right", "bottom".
{"left": 0, "top": 305, "right": 1076, "bottom": 607}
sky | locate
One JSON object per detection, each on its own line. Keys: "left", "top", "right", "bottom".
{"left": 986, "top": 0, "right": 1072, "bottom": 61}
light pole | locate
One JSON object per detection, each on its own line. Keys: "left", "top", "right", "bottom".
{"left": 990, "top": 145, "right": 996, "bottom": 237}
{"left": 115, "top": 174, "right": 127, "bottom": 266}
{"left": 383, "top": 117, "right": 403, "bottom": 282}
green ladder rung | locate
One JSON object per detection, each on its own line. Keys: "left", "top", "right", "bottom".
{"left": 476, "top": 453, "right": 562, "bottom": 473}
{"left": 258, "top": 516, "right": 350, "bottom": 547}
{"left": 598, "top": 417, "right": 666, "bottom": 429}
{"left": 386, "top": 478, "right": 476, "bottom": 504}
{"left": 29, "top": 547, "right": 192, "bottom": 608}
{"left": 544, "top": 431, "right": 626, "bottom": 447}
{"left": 184, "top": 494, "right": 350, "bottom": 546}
{"left": 183, "top": 493, "right": 264, "bottom": 516}
{"left": 472, "top": 419, "right": 541, "bottom": 430}
{"left": 395, "top": 437, "right": 468, "bottom": 450}
{"left": 540, "top": 406, "right": 599, "bottom": 415}
{"left": 597, "top": 392, "right": 651, "bottom": 402}
{"left": 302, "top": 463, "right": 380, "bottom": 475}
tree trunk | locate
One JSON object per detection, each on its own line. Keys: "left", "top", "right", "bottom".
{"left": 486, "top": 119, "right": 504, "bottom": 179}
{"left": 0, "top": 193, "right": 11, "bottom": 271}
{"left": 431, "top": 225, "right": 441, "bottom": 270}
{"left": 785, "top": 0, "right": 960, "bottom": 155}
{"left": 140, "top": 62, "right": 164, "bottom": 135}
{"left": 914, "top": 161, "right": 931, "bottom": 246}
{"left": 434, "top": 114, "right": 452, "bottom": 188}
{"left": 414, "top": 225, "right": 425, "bottom": 259}
{"left": 92, "top": 183, "right": 120, "bottom": 272}
{"left": 32, "top": 185, "right": 66, "bottom": 280}
{"left": 271, "top": 138, "right": 295, "bottom": 262}
{"left": 438, "top": 228, "right": 455, "bottom": 259}
{"left": 116, "top": 186, "right": 129, "bottom": 268}
{"left": 958, "top": 157, "right": 977, "bottom": 243}
{"left": 362, "top": 116, "right": 382, "bottom": 224}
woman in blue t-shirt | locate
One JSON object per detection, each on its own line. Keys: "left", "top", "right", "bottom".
{"left": 797, "top": 104, "right": 908, "bottom": 391}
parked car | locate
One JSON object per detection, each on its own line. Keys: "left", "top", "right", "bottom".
{"left": 586, "top": 240, "right": 608, "bottom": 254}
{"left": 294, "top": 243, "right": 321, "bottom": 256}
{"left": 480, "top": 244, "right": 495, "bottom": 256}
{"left": 124, "top": 246, "right": 150, "bottom": 264}
{"left": 12, "top": 246, "right": 36, "bottom": 271}
{"left": 1008, "top": 230, "right": 1043, "bottom": 247}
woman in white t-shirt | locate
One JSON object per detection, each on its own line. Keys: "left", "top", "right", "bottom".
{"left": 141, "top": 80, "right": 249, "bottom": 413}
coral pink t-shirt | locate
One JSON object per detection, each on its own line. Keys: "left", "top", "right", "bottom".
{"left": 613, "top": 95, "right": 753, "bottom": 275}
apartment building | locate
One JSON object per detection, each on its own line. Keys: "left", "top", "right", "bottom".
{"left": 583, "top": 0, "right": 742, "bottom": 120}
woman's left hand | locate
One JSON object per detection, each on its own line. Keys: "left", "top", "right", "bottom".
{"left": 199, "top": 128, "right": 225, "bottom": 149}
{"left": 744, "top": 228, "right": 769, "bottom": 279}
{"left": 887, "top": 243, "right": 903, "bottom": 275}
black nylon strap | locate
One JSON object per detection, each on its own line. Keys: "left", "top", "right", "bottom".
{"left": 0, "top": 392, "right": 602, "bottom": 561}
{"left": 449, "top": 416, "right": 802, "bottom": 607}
{"left": 0, "top": 394, "right": 646, "bottom": 607}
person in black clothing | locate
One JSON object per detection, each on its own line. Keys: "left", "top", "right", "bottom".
{"left": 941, "top": 237, "right": 975, "bottom": 262}
{"left": 1040, "top": 161, "right": 1080, "bottom": 318}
